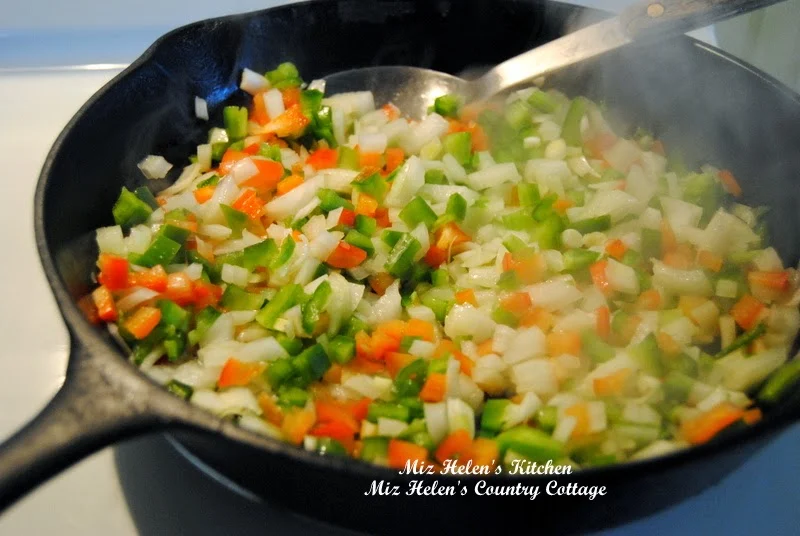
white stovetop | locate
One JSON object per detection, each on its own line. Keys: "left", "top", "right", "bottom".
{"left": 0, "top": 5, "right": 797, "bottom": 536}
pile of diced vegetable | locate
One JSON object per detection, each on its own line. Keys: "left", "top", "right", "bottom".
{"left": 84, "top": 61, "right": 800, "bottom": 470}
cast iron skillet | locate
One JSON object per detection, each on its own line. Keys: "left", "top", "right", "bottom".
{"left": 3, "top": 0, "right": 800, "bottom": 534}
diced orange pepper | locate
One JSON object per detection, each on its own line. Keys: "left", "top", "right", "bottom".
{"left": 240, "top": 159, "right": 285, "bottom": 192}
{"left": 374, "top": 208, "right": 391, "bottom": 228}
{"left": 661, "top": 219, "right": 678, "bottom": 256}
{"left": 323, "top": 363, "right": 343, "bottom": 384}
{"left": 590, "top": 260, "right": 611, "bottom": 295}
{"left": 257, "top": 393, "right": 284, "bottom": 425}
{"left": 307, "top": 148, "right": 339, "bottom": 170}
{"left": 519, "top": 307, "right": 554, "bottom": 331}
{"left": 193, "top": 185, "right": 216, "bottom": 204}
{"left": 355, "top": 193, "right": 379, "bottom": 217}
{"left": 338, "top": 208, "right": 356, "bottom": 227}
{"left": 371, "top": 331, "right": 402, "bottom": 361}
{"left": 605, "top": 239, "right": 627, "bottom": 261}
{"left": 681, "top": 402, "right": 745, "bottom": 445}
{"left": 656, "top": 332, "right": 682, "bottom": 356}
{"left": 281, "top": 87, "right": 301, "bottom": 109}
{"left": 499, "top": 292, "right": 533, "bottom": 316}
{"left": 546, "top": 330, "right": 582, "bottom": 357}
{"left": 637, "top": 289, "right": 662, "bottom": 311}
{"left": 281, "top": 409, "right": 316, "bottom": 445}
{"left": 730, "top": 294, "right": 765, "bottom": 330}
{"left": 387, "top": 439, "right": 429, "bottom": 470}
{"left": 583, "top": 132, "right": 618, "bottom": 159}
{"left": 375, "top": 320, "right": 407, "bottom": 341}
{"left": 123, "top": 306, "right": 162, "bottom": 340}
{"left": 164, "top": 272, "right": 194, "bottom": 306}
{"left": 326, "top": 242, "right": 367, "bottom": 269}
{"left": 368, "top": 273, "right": 394, "bottom": 295}
{"left": 593, "top": 368, "right": 632, "bottom": 396}
{"left": 192, "top": 280, "right": 223, "bottom": 309}
{"left": 218, "top": 358, "right": 265, "bottom": 388}
{"left": 595, "top": 306, "right": 611, "bottom": 340}
{"left": 455, "top": 289, "right": 478, "bottom": 307}
{"left": 386, "top": 352, "right": 416, "bottom": 378}
{"left": 384, "top": 148, "right": 405, "bottom": 173}
{"left": 381, "top": 103, "right": 400, "bottom": 121}
{"left": 252, "top": 91, "right": 270, "bottom": 125}
{"left": 476, "top": 339, "right": 495, "bottom": 356}
{"left": 419, "top": 373, "right": 447, "bottom": 403}
{"left": 742, "top": 408, "right": 762, "bottom": 425}
{"left": 359, "top": 151, "right": 383, "bottom": 169}
{"left": 564, "top": 403, "right": 591, "bottom": 437}
{"left": 260, "top": 104, "right": 310, "bottom": 138}
{"left": 405, "top": 318, "right": 435, "bottom": 342}
{"left": 219, "top": 150, "right": 250, "bottom": 175}
{"left": 97, "top": 253, "right": 130, "bottom": 291}
{"left": 462, "top": 438, "right": 499, "bottom": 469}
{"left": 435, "top": 222, "right": 471, "bottom": 254}
{"left": 748, "top": 270, "right": 791, "bottom": 291}
{"left": 718, "top": 169, "right": 742, "bottom": 198}
{"left": 651, "top": 140, "right": 666, "bottom": 155}
{"left": 77, "top": 294, "right": 100, "bottom": 324}
{"left": 276, "top": 174, "right": 303, "bottom": 195}
{"left": 91, "top": 285, "right": 117, "bottom": 322}
{"left": 128, "top": 265, "right": 168, "bottom": 293}
{"left": 663, "top": 244, "right": 695, "bottom": 269}
{"left": 315, "top": 400, "right": 360, "bottom": 435}
{"left": 552, "top": 198, "right": 574, "bottom": 214}
{"left": 232, "top": 189, "right": 266, "bottom": 220}
{"left": 697, "top": 250, "right": 723, "bottom": 273}
{"left": 435, "top": 429, "right": 472, "bottom": 463}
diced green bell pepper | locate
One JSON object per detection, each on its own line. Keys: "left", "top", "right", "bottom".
{"left": 424, "top": 169, "right": 448, "bottom": 185}
{"left": 629, "top": 333, "right": 664, "bottom": 376}
{"left": 328, "top": 335, "right": 356, "bottom": 364}
{"left": 220, "top": 204, "right": 249, "bottom": 239}
{"left": 399, "top": 196, "right": 437, "bottom": 229}
{"left": 563, "top": 249, "right": 601, "bottom": 273}
{"left": 221, "top": 284, "right": 265, "bottom": 311}
{"left": 562, "top": 97, "right": 588, "bottom": 147}
{"left": 113, "top": 187, "right": 153, "bottom": 229}
{"left": 394, "top": 359, "right": 428, "bottom": 398}
{"left": 317, "top": 188, "right": 353, "bottom": 212}
{"left": 360, "top": 437, "right": 390, "bottom": 462}
{"left": 581, "top": 330, "right": 615, "bottom": 362}
{"left": 266, "top": 62, "right": 303, "bottom": 89}
{"left": 433, "top": 94, "right": 462, "bottom": 118}
{"left": 302, "top": 281, "right": 331, "bottom": 334}
{"left": 130, "top": 234, "right": 181, "bottom": 268}
{"left": 443, "top": 131, "right": 472, "bottom": 166}
{"left": 278, "top": 385, "right": 310, "bottom": 407}
{"left": 496, "top": 426, "right": 564, "bottom": 462}
{"left": 134, "top": 186, "right": 159, "bottom": 209}
{"left": 385, "top": 234, "right": 421, "bottom": 278}
{"left": 481, "top": 399, "right": 511, "bottom": 433}
{"left": 255, "top": 284, "right": 302, "bottom": 329}
{"left": 354, "top": 214, "right": 377, "bottom": 236}
{"left": 569, "top": 215, "right": 611, "bottom": 234}
{"left": 187, "top": 306, "right": 221, "bottom": 346}
{"left": 166, "top": 379, "right": 193, "bottom": 400}
{"left": 223, "top": 106, "right": 248, "bottom": 140}
{"left": 368, "top": 402, "right": 411, "bottom": 423}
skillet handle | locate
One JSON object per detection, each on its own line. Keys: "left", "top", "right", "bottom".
{"left": 0, "top": 341, "right": 167, "bottom": 511}
{"left": 619, "top": 0, "right": 788, "bottom": 39}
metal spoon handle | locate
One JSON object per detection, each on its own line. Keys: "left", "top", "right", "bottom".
{"left": 474, "top": 0, "right": 787, "bottom": 100}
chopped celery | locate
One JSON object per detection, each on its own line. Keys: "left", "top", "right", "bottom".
{"left": 581, "top": 330, "right": 615, "bottom": 362}
{"left": 338, "top": 146, "right": 360, "bottom": 170}
{"left": 563, "top": 249, "right": 600, "bottom": 273}
{"left": 640, "top": 228, "right": 662, "bottom": 261}
{"left": 166, "top": 380, "right": 193, "bottom": 400}
{"left": 629, "top": 333, "right": 664, "bottom": 376}
{"left": 758, "top": 359, "right": 800, "bottom": 405}
{"left": 527, "top": 90, "right": 557, "bottom": 113}
{"left": 367, "top": 402, "right": 411, "bottom": 423}
{"left": 504, "top": 99, "right": 533, "bottom": 130}
{"left": 517, "top": 182, "right": 540, "bottom": 208}
{"left": 258, "top": 143, "right": 282, "bottom": 162}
